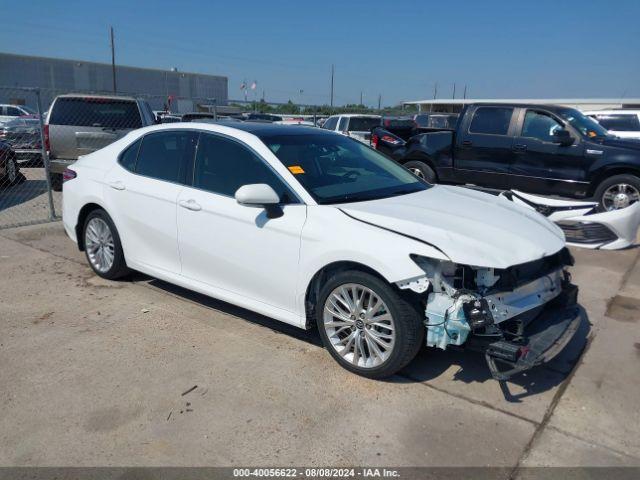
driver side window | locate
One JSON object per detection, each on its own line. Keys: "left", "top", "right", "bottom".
{"left": 522, "top": 111, "right": 563, "bottom": 142}
{"left": 193, "top": 133, "right": 298, "bottom": 203}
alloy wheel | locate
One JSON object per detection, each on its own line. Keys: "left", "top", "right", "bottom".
{"left": 602, "top": 183, "right": 640, "bottom": 211}
{"left": 85, "top": 217, "right": 115, "bottom": 273}
{"left": 409, "top": 167, "right": 425, "bottom": 179}
{"left": 322, "top": 283, "right": 395, "bottom": 369}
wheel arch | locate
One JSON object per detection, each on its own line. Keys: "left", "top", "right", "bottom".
{"left": 75, "top": 202, "right": 108, "bottom": 251}
{"left": 589, "top": 166, "right": 640, "bottom": 196}
{"left": 303, "top": 261, "right": 396, "bottom": 329}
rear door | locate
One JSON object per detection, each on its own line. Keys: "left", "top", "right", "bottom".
{"left": 454, "top": 105, "right": 517, "bottom": 189}
{"left": 48, "top": 97, "right": 143, "bottom": 160}
{"left": 104, "top": 130, "right": 198, "bottom": 273}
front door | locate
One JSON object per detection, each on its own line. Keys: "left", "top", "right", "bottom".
{"left": 177, "top": 132, "right": 307, "bottom": 316}
{"left": 510, "top": 109, "right": 587, "bottom": 196}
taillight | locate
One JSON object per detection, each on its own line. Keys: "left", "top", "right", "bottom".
{"left": 44, "top": 124, "right": 50, "bottom": 151}
{"left": 381, "top": 135, "right": 401, "bottom": 145}
{"left": 62, "top": 168, "right": 76, "bottom": 183}
{"left": 371, "top": 134, "right": 379, "bottom": 149}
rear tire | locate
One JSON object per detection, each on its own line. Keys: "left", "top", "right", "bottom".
{"left": 593, "top": 174, "right": 640, "bottom": 212}
{"left": 4, "top": 156, "right": 19, "bottom": 186}
{"left": 83, "top": 209, "right": 130, "bottom": 280}
{"left": 51, "top": 173, "right": 63, "bottom": 191}
{"left": 316, "top": 270, "right": 424, "bottom": 379}
{"left": 404, "top": 160, "right": 436, "bottom": 183}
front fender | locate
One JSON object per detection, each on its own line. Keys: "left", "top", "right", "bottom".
{"left": 296, "top": 206, "right": 448, "bottom": 316}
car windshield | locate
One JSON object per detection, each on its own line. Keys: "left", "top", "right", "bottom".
{"left": 261, "top": 133, "right": 428, "bottom": 204}
{"left": 347, "top": 117, "right": 380, "bottom": 132}
{"left": 558, "top": 108, "right": 609, "bottom": 139}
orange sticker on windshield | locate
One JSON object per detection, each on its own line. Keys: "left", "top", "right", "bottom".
{"left": 288, "top": 165, "right": 305, "bottom": 174}
{"left": 588, "top": 131, "right": 597, "bottom": 138}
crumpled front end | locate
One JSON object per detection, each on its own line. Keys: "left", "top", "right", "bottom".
{"left": 398, "top": 248, "right": 581, "bottom": 380}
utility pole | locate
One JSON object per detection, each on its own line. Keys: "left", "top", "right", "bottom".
{"left": 110, "top": 26, "right": 117, "bottom": 93}
{"left": 433, "top": 82, "right": 438, "bottom": 100}
{"left": 360, "top": 91, "right": 363, "bottom": 106}
{"left": 452, "top": 83, "right": 456, "bottom": 99}
{"left": 330, "top": 64, "right": 334, "bottom": 107}
{"left": 377, "top": 94, "right": 381, "bottom": 111}
{"left": 463, "top": 84, "right": 468, "bottom": 99}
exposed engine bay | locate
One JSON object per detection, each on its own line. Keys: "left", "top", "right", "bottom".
{"left": 397, "top": 248, "right": 581, "bottom": 380}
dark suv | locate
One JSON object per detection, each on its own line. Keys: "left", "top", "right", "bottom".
{"left": 45, "top": 94, "right": 156, "bottom": 190}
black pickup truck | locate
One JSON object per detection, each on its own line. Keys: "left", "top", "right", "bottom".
{"left": 372, "top": 104, "right": 640, "bottom": 211}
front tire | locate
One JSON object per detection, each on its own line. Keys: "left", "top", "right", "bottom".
{"left": 594, "top": 174, "right": 640, "bottom": 212}
{"left": 4, "top": 156, "right": 19, "bottom": 186}
{"left": 83, "top": 209, "right": 130, "bottom": 280}
{"left": 316, "top": 270, "right": 424, "bottom": 379}
{"left": 404, "top": 160, "right": 436, "bottom": 183}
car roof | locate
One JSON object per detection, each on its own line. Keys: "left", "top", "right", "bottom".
{"left": 582, "top": 110, "right": 640, "bottom": 115}
{"left": 335, "top": 113, "right": 381, "bottom": 118}
{"left": 467, "top": 103, "right": 575, "bottom": 112}
{"left": 54, "top": 93, "right": 140, "bottom": 101}
{"left": 211, "top": 120, "right": 329, "bottom": 137}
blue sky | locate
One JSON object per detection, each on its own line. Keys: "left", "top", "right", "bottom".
{"left": 2, "top": 0, "right": 639, "bottom": 106}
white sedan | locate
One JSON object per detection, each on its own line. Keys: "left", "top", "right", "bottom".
{"left": 62, "top": 122, "right": 581, "bottom": 380}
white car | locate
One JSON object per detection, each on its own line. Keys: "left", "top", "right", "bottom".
{"left": 322, "top": 114, "right": 381, "bottom": 144}
{"left": 0, "top": 104, "right": 38, "bottom": 122}
{"left": 584, "top": 110, "right": 640, "bottom": 139}
{"left": 62, "top": 123, "right": 581, "bottom": 380}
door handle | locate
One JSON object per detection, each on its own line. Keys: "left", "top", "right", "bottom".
{"left": 462, "top": 140, "right": 473, "bottom": 148}
{"left": 179, "top": 199, "right": 202, "bottom": 211}
{"left": 513, "top": 144, "right": 527, "bottom": 152}
{"left": 109, "top": 181, "right": 125, "bottom": 191}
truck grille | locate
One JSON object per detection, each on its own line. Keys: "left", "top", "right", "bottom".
{"left": 557, "top": 221, "right": 618, "bottom": 245}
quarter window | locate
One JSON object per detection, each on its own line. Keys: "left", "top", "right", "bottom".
{"left": 338, "top": 117, "right": 348, "bottom": 132}
{"left": 194, "top": 133, "right": 296, "bottom": 202}
{"left": 469, "top": 107, "right": 513, "bottom": 135}
{"left": 135, "top": 131, "right": 197, "bottom": 183}
{"left": 118, "top": 138, "right": 142, "bottom": 172}
{"left": 521, "top": 111, "right": 563, "bottom": 141}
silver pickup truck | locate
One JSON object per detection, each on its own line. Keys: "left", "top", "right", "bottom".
{"left": 45, "top": 94, "right": 156, "bottom": 190}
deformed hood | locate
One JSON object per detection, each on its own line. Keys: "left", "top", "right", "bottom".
{"left": 339, "top": 185, "right": 566, "bottom": 269}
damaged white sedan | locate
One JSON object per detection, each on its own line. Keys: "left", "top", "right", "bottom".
{"left": 62, "top": 122, "right": 581, "bottom": 380}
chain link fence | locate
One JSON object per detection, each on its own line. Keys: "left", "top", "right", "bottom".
{"left": 0, "top": 87, "right": 58, "bottom": 229}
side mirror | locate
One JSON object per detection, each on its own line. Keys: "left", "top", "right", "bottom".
{"left": 235, "top": 184, "right": 283, "bottom": 219}
{"left": 552, "top": 128, "right": 574, "bottom": 146}
{"left": 235, "top": 184, "right": 280, "bottom": 206}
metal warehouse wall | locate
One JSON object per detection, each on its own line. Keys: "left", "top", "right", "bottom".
{"left": 0, "top": 52, "right": 228, "bottom": 111}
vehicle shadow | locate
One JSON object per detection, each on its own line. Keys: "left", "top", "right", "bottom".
{"left": 142, "top": 275, "right": 323, "bottom": 347}
{"left": 0, "top": 177, "right": 47, "bottom": 211}
{"left": 141, "top": 273, "right": 591, "bottom": 402}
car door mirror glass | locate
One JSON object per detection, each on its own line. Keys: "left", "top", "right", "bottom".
{"left": 235, "top": 184, "right": 280, "bottom": 207}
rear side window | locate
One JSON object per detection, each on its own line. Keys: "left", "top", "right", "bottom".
{"left": 348, "top": 117, "right": 380, "bottom": 132}
{"left": 118, "top": 138, "right": 142, "bottom": 172}
{"left": 135, "top": 131, "right": 198, "bottom": 183}
{"left": 594, "top": 114, "right": 640, "bottom": 132}
{"left": 49, "top": 97, "right": 142, "bottom": 129}
{"left": 469, "top": 107, "right": 513, "bottom": 135}
{"left": 338, "top": 117, "right": 348, "bottom": 131}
